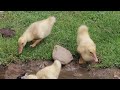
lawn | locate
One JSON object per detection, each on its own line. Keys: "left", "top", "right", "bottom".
{"left": 0, "top": 11, "right": 120, "bottom": 68}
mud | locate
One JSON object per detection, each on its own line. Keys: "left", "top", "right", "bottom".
{"left": 0, "top": 60, "right": 120, "bottom": 79}
{"left": 0, "top": 28, "right": 15, "bottom": 38}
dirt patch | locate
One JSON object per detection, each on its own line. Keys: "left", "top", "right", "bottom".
{"left": 0, "top": 28, "right": 15, "bottom": 38}
{"left": 0, "top": 65, "right": 6, "bottom": 79}
{"left": 0, "top": 60, "right": 120, "bottom": 79}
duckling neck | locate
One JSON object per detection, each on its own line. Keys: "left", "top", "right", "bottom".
{"left": 22, "top": 33, "right": 33, "bottom": 42}
{"left": 80, "top": 32, "right": 90, "bottom": 39}
{"left": 54, "top": 61, "right": 61, "bottom": 71}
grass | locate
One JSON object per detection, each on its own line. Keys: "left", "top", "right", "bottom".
{"left": 0, "top": 11, "right": 120, "bottom": 68}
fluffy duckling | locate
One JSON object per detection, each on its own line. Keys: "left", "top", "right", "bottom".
{"left": 18, "top": 16, "right": 56, "bottom": 54}
{"left": 77, "top": 25, "right": 98, "bottom": 64}
{"left": 21, "top": 60, "right": 61, "bottom": 79}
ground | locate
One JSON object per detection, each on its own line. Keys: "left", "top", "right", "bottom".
{"left": 0, "top": 11, "right": 120, "bottom": 68}
{"left": 1, "top": 60, "right": 120, "bottom": 79}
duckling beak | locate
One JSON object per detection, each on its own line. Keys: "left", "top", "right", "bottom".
{"left": 93, "top": 53, "right": 98, "bottom": 63}
{"left": 18, "top": 45, "right": 23, "bottom": 54}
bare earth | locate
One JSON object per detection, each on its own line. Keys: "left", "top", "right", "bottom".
{"left": 0, "top": 60, "right": 120, "bottom": 79}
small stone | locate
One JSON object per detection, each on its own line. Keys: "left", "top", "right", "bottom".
{"left": 52, "top": 45, "right": 73, "bottom": 65}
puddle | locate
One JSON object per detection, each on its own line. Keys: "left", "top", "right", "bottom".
{"left": 0, "top": 60, "right": 120, "bottom": 79}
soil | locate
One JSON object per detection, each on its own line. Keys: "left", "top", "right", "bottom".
{"left": 0, "top": 28, "right": 15, "bottom": 38}
{"left": 0, "top": 60, "right": 120, "bottom": 79}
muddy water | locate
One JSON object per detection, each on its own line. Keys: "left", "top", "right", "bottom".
{"left": 0, "top": 60, "right": 120, "bottom": 79}
{"left": 59, "top": 69, "right": 92, "bottom": 79}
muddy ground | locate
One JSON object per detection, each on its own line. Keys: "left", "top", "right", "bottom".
{"left": 0, "top": 60, "right": 120, "bottom": 79}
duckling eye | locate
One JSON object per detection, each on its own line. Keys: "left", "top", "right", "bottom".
{"left": 90, "top": 52, "right": 93, "bottom": 54}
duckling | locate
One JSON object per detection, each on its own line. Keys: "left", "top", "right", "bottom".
{"left": 18, "top": 16, "right": 56, "bottom": 54}
{"left": 21, "top": 60, "right": 61, "bottom": 79}
{"left": 77, "top": 25, "right": 98, "bottom": 64}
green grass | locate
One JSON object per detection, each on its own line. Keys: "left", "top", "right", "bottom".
{"left": 0, "top": 11, "right": 120, "bottom": 68}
